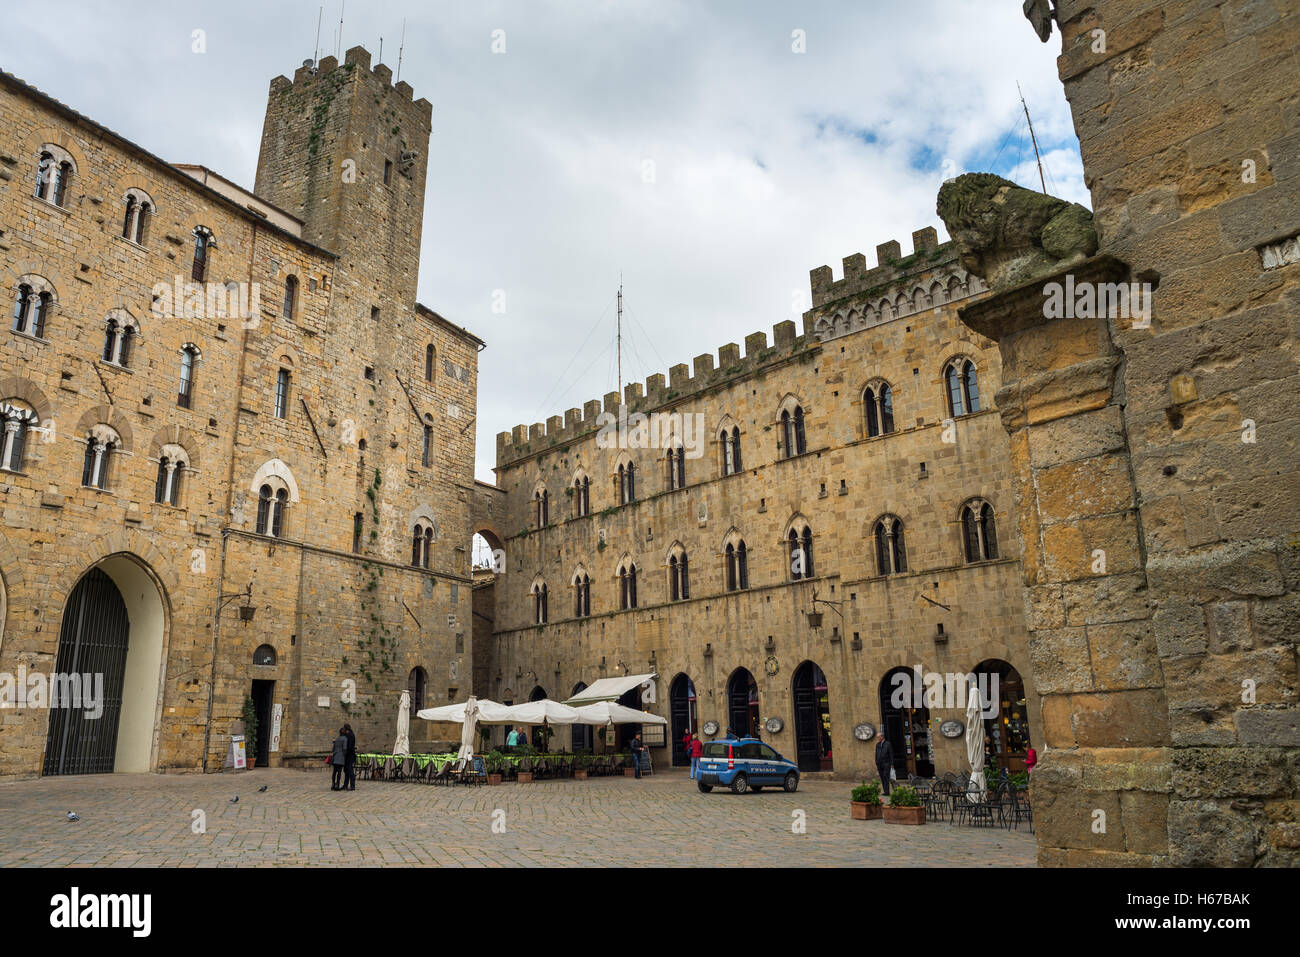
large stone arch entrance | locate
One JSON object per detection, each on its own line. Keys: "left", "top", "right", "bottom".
{"left": 43, "top": 554, "right": 168, "bottom": 775}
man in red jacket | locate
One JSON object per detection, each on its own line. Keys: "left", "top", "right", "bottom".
{"left": 689, "top": 733, "right": 704, "bottom": 779}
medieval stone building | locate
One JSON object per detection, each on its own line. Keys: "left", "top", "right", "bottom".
{"left": 477, "top": 231, "right": 1043, "bottom": 781}
{"left": 0, "top": 47, "right": 481, "bottom": 777}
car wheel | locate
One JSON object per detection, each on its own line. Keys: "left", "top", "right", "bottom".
{"left": 697, "top": 781, "right": 713, "bottom": 793}
{"left": 783, "top": 772, "right": 799, "bottom": 793}
{"left": 730, "top": 773, "right": 749, "bottom": 795}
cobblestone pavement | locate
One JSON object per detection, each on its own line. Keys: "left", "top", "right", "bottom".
{"left": 0, "top": 767, "right": 1036, "bottom": 867}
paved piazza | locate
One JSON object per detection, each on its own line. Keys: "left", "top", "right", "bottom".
{"left": 0, "top": 766, "right": 1035, "bottom": 867}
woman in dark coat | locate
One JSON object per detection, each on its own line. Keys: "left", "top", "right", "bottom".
{"left": 330, "top": 728, "right": 348, "bottom": 790}
{"left": 342, "top": 723, "right": 357, "bottom": 791}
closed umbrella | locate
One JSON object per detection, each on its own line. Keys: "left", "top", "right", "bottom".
{"left": 456, "top": 695, "right": 480, "bottom": 764}
{"left": 393, "top": 689, "right": 411, "bottom": 757}
{"left": 965, "top": 682, "right": 986, "bottom": 801}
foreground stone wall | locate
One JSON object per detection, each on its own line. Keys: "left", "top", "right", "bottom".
{"left": 954, "top": 0, "right": 1299, "bottom": 865}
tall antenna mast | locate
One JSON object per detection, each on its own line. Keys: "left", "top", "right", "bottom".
{"left": 396, "top": 19, "right": 407, "bottom": 82}
{"left": 336, "top": 0, "right": 345, "bottom": 58}
{"left": 313, "top": 6, "right": 323, "bottom": 64}
{"left": 378, "top": 36, "right": 383, "bottom": 64}
{"left": 1018, "top": 81, "right": 1047, "bottom": 194}
{"left": 616, "top": 278, "right": 623, "bottom": 401}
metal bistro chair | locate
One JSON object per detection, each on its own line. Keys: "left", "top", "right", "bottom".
{"left": 471, "top": 755, "right": 487, "bottom": 786}
{"left": 430, "top": 761, "right": 453, "bottom": 787}
{"left": 954, "top": 787, "right": 997, "bottom": 828}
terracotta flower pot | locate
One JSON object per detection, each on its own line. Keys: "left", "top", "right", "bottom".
{"left": 486, "top": 773, "right": 503, "bottom": 786}
{"left": 574, "top": 769, "right": 588, "bottom": 780}
{"left": 850, "top": 802, "right": 882, "bottom": 820}
{"left": 517, "top": 771, "right": 534, "bottom": 783}
{"left": 883, "top": 804, "right": 926, "bottom": 825}
{"left": 623, "top": 768, "right": 637, "bottom": 777}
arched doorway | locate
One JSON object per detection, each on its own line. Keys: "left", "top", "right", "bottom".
{"left": 669, "top": 673, "right": 697, "bottom": 766}
{"left": 972, "top": 659, "right": 1032, "bottom": 776}
{"left": 878, "top": 666, "right": 934, "bottom": 779}
{"left": 529, "top": 685, "right": 547, "bottom": 749}
{"left": 792, "top": 661, "right": 832, "bottom": 772}
{"left": 570, "top": 682, "right": 593, "bottom": 752}
{"left": 44, "top": 555, "right": 167, "bottom": 775}
{"left": 726, "top": 667, "right": 759, "bottom": 738}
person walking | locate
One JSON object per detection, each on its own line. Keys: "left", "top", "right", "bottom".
{"left": 342, "top": 722, "right": 357, "bottom": 791}
{"left": 629, "top": 732, "right": 645, "bottom": 779}
{"left": 330, "top": 727, "right": 348, "bottom": 791}
{"left": 1024, "top": 745, "right": 1037, "bottom": 775}
{"left": 874, "top": 730, "right": 894, "bottom": 797}
{"left": 681, "top": 727, "right": 692, "bottom": 764}
{"left": 689, "top": 733, "right": 703, "bottom": 780}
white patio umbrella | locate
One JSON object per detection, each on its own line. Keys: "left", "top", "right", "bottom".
{"left": 572, "top": 701, "right": 669, "bottom": 725}
{"left": 393, "top": 689, "right": 411, "bottom": 757}
{"left": 456, "top": 695, "right": 481, "bottom": 763}
{"left": 965, "top": 681, "right": 986, "bottom": 802}
{"left": 502, "top": 699, "right": 583, "bottom": 725}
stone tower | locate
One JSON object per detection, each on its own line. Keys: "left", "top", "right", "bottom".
{"left": 255, "top": 45, "right": 433, "bottom": 310}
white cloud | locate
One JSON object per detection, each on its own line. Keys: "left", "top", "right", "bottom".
{"left": 1, "top": 0, "right": 1085, "bottom": 485}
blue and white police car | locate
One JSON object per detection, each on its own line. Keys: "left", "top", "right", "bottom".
{"left": 696, "top": 735, "right": 800, "bottom": 794}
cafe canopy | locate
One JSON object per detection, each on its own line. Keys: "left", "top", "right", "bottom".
{"left": 563, "top": 673, "right": 658, "bottom": 706}
{"left": 573, "top": 701, "right": 667, "bottom": 726}
{"left": 415, "top": 697, "right": 663, "bottom": 726}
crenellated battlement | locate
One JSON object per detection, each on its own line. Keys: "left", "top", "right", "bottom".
{"left": 496, "top": 318, "right": 812, "bottom": 468}
{"left": 267, "top": 45, "right": 432, "bottom": 124}
{"left": 805, "top": 225, "right": 985, "bottom": 344}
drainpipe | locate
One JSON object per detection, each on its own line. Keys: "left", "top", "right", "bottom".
{"left": 201, "top": 221, "right": 260, "bottom": 771}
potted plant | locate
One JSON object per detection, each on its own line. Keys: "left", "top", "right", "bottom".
{"left": 485, "top": 751, "right": 504, "bottom": 786}
{"left": 850, "top": 781, "right": 883, "bottom": 820}
{"left": 241, "top": 695, "right": 259, "bottom": 769}
{"left": 883, "top": 784, "right": 926, "bottom": 824}
{"left": 574, "top": 753, "right": 589, "bottom": 781}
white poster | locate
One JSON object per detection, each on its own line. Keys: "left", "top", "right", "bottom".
{"left": 269, "top": 703, "right": 283, "bottom": 752}
{"left": 230, "top": 734, "right": 247, "bottom": 770}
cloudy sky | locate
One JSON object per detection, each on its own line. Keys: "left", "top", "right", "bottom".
{"left": 3, "top": 0, "right": 1086, "bottom": 483}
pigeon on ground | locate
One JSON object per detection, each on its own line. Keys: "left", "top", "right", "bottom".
{"left": 66, "top": 811, "right": 79, "bottom": 822}
{"left": 258, "top": 785, "right": 268, "bottom": 792}
{"left": 230, "top": 796, "right": 239, "bottom": 803}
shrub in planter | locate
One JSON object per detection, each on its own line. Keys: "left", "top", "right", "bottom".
{"left": 850, "top": 781, "right": 883, "bottom": 820}
{"left": 883, "top": 784, "right": 925, "bottom": 824}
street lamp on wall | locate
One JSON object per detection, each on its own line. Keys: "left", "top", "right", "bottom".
{"left": 806, "top": 589, "right": 842, "bottom": 629}
{"left": 218, "top": 583, "right": 256, "bottom": 625}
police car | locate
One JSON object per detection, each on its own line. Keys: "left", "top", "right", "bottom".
{"left": 696, "top": 735, "right": 800, "bottom": 794}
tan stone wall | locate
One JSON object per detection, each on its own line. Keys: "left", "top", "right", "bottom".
{"left": 0, "top": 50, "right": 479, "bottom": 777}
{"left": 483, "top": 239, "right": 1038, "bottom": 778}
{"left": 957, "top": 1, "right": 1300, "bottom": 865}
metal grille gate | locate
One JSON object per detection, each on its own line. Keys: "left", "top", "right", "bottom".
{"left": 43, "top": 568, "right": 130, "bottom": 775}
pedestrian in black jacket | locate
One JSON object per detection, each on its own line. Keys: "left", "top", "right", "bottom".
{"left": 875, "top": 731, "right": 894, "bottom": 796}
{"left": 342, "top": 723, "right": 357, "bottom": 791}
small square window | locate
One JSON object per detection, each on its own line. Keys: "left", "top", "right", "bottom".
{"left": 383, "top": 160, "right": 393, "bottom": 185}
{"left": 371, "top": 306, "right": 380, "bottom": 321}
{"left": 364, "top": 366, "right": 375, "bottom": 380}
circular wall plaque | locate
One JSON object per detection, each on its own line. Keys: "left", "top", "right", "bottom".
{"left": 853, "top": 723, "right": 876, "bottom": 741}
{"left": 702, "top": 720, "right": 720, "bottom": 736}
{"left": 764, "top": 655, "right": 779, "bottom": 676}
{"left": 764, "top": 717, "right": 784, "bottom": 734}
{"left": 939, "top": 720, "right": 965, "bottom": 738}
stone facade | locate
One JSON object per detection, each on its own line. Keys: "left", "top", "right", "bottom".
{"left": 0, "top": 48, "right": 482, "bottom": 777}
{"left": 945, "top": 1, "right": 1300, "bottom": 866}
{"left": 480, "top": 231, "right": 1041, "bottom": 780}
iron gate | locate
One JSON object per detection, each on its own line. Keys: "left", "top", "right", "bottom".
{"left": 43, "top": 568, "right": 130, "bottom": 775}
